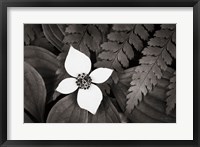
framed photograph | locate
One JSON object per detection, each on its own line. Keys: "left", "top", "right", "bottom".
{"left": 0, "top": 0, "right": 199, "bottom": 146}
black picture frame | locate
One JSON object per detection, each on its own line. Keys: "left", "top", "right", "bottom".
{"left": 0, "top": 0, "right": 199, "bottom": 146}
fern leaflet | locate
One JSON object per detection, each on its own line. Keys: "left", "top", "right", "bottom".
{"left": 95, "top": 24, "right": 154, "bottom": 71}
{"left": 166, "top": 72, "right": 176, "bottom": 115}
{"left": 126, "top": 24, "right": 176, "bottom": 113}
{"left": 63, "top": 24, "right": 108, "bottom": 57}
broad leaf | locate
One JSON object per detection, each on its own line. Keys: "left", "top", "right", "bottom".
{"left": 42, "top": 24, "right": 65, "bottom": 51}
{"left": 24, "top": 46, "right": 60, "bottom": 101}
{"left": 88, "top": 96, "right": 121, "bottom": 123}
{"left": 97, "top": 78, "right": 113, "bottom": 96}
{"left": 47, "top": 93, "right": 121, "bottom": 123}
{"left": 32, "top": 37, "right": 57, "bottom": 54}
{"left": 47, "top": 93, "right": 88, "bottom": 123}
{"left": 24, "top": 24, "right": 58, "bottom": 54}
{"left": 24, "top": 62, "right": 46, "bottom": 122}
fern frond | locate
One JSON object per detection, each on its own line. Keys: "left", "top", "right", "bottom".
{"left": 126, "top": 24, "right": 176, "bottom": 113}
{"left": 95, "top": 24, "right": 154, "bottom": 71}
{"left": 63, "top": 24, "right": 108, "bottom": 57}
{"left": 166, "top": 72, "right": 176, "bottom": 115}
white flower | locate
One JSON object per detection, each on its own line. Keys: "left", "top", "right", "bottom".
{"left": 56, "top": 46, "right": 113, "bottom": 115}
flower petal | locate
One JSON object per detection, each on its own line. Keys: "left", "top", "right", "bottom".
{"left": 56, "top": 78, "right": 78, "bottom": 94}
{"left": 77, "top": 84, "right": 103, "bottom": 114}
{"left": 65, "top": 46, "right": 91, "bottom": 77}
{"left": 89, "top": 68, "right": 113, "bottom": 84}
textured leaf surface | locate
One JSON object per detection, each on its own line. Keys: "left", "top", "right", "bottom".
{"left": 24, "top": 24, "right": 176, "bottom": 123}
{"left": 47, "top": 93, "right": 88, "bottom": 123}
{"left": 166, "top": 73, "right": 176, "bottom": 115}
{"left": 144, "top": 24, "right": 155, "bottom": 32}
{"left": 88, "top": 96, "right": 121, "bottom": 123}
{"left": 42, "top": 24, "right": 65, "bottom": 51}
{"left": 24, "top": 62, "right": 46, "bottom": 122}
{"left": 126, "top": 24, "right": 176, "bottom": 113}
{"left": 95, "top": 24, "right": 154, "bottom": 71}
{"left": 97, "top": 78, "right": 113, "bottom": 96}
{"left": 112, "top": 67, "right": 175, "bottom": 122}
{"left": 96, "top": 41, "right": 134, "bottom": 70}
{"left": 47, "top": 93, "right": 120, "bottom": 123}
{"left": 63, "top": 24, "right": 108, "bottom": 57}
{"left": 24, "top": 24, "right": 57, "bottom": 54}
{"left": 24, "top": 46, "right": 60, "bottom": 101}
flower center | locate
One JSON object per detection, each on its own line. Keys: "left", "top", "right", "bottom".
{"left": 76, "top": 73, "right": 92, "bottom": 90}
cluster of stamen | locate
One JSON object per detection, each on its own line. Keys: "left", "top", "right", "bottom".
{"left": 76, "top": 73, "right": 92, "bottom": 90}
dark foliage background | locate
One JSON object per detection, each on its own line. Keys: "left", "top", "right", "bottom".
{"left": 24, "top": 24, "right": 176, "bottom": 123}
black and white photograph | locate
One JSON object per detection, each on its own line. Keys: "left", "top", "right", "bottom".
{"left": 24, "top": 24, "right": 176, "bottom": 123}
